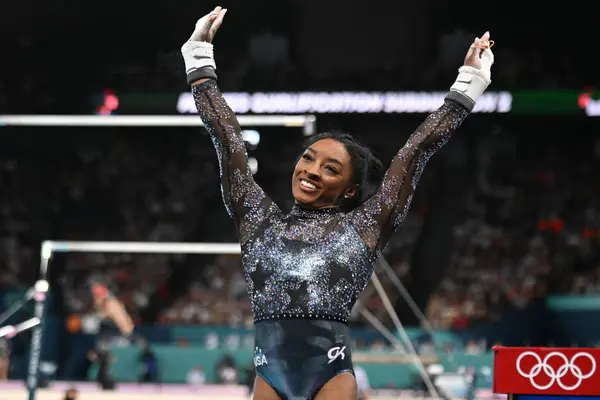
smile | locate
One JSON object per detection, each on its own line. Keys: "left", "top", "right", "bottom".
{"left": 299, "top": 179, "right": 319, "bottom": 191}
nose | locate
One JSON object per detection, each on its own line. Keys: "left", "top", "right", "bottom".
{"left": 304, "top": 163, "right": 321, "bottom": 180}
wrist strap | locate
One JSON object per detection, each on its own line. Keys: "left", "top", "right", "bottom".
{"left": 181, "top": 41, "right": 217, "bottom": 85}
{"left": 450, "top": 66, "right": 490, "bottom": 104}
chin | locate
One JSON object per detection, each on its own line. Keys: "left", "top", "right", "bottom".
{"left": 292, "top": 188, "right": 318, "bottom": 206}
{"left": 293, "top": 193, "right": 316, "bottom": 206}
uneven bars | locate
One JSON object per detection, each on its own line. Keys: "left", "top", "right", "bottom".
{"left": 0, "top": 289, "right": 34, "bottom": 326}
{"left": 371, "top": 272, "right": 439, "bottom": 398}
{"left": 43, "top": 240, "right": 241, "bottom": 255}
{"left": 0, "top": 114, "right": 315, "bottom": 128}
{"left": 0, "top": 317, "right": 41, "bottom": 339}
{"left": 358, "top": 308, "right": 407, "bottom": 353}
{"left": 378, "top": 257, "right": 436, "bottom": 334}
{"left": 377, "top": 256, "right": 456, "bottom": 368}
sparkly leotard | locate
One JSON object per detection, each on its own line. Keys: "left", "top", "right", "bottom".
{"left": 192, "top": 80, "right": 469, "bottom": 325}
{"left": 193, "top": 80, "right": 470, "bottom": 398}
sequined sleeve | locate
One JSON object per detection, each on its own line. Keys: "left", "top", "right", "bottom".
{"left": 348, "top": 99, "right": 470, "bottom": 250}
{"left": 192, "top": 80, "right": 274, "bottom": 237}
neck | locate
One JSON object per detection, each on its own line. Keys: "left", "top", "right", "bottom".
{"left": 291, "top": 203, "right": 339, "bottom": 218}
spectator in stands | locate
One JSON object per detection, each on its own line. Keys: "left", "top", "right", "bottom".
{"left": 215, "top": 354, "right": 238, "bottom": 384}
{"left": 63, "top": 387, "right": 79, "bottom": 400}
{"left": 243, "top": 363, "right": 256, "bottom": 398}
{"left": 354, "top": 364, "right": 371, "bottom": 400}
{"left": 138, "top": 341, "right": 159, "bottom": 383}
{"left": 0, "top": 337, "right": 10, "bottom": 380}
{"left": 91, "top": 283, "right": 135, "bottom": 338}
{"left": 186, "top": 365, "right": 206, "bottom": 386}
{"left": 418, "top": 340, "right": 437, "bottom": 356}
{"left": 87, "top": 340, "right": 115, "bottom": 390}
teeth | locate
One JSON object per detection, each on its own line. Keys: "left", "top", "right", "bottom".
{"left": 300, "top": 180, "right": 316, "bottom": 189}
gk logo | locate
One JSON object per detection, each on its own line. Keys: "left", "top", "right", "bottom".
{"left": 327, "top": 346, "right": 346, "bottom": 364}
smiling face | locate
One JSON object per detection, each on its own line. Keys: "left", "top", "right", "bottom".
{"left": 292, "top": 138, "right": 357, "bottom": 209}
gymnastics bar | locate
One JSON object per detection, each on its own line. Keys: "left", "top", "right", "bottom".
{"left": 370, "top": 272, "right": 439, "bottom": 398}
{"left": 377, "top": 256, "right": 456, "bottom": 368}
{"left": 42, "top": 241, "right": 241, "bottom": 258}
{"left": 0, "top": 114, "right": 317, "bottom": 135}
{"left": 0, "top": 317, "right": 41, "bottom": 339}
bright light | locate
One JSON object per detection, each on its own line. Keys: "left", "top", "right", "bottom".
{"left": 96, "top": 89, "right": 120, "bottom": 115}
{"left": 248, "top": 157, "right": 258, "bottom": 175}
{"left": 35, "top": 280, "right": 49, "bottom": 293}
{"left": 242, "top": 130, "right": 261, "bottom": 149}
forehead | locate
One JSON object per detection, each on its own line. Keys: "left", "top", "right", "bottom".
{"left": 307, "top": 138, "right": 350, "bottom": 163}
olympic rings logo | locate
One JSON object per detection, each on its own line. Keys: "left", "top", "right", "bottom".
{"left": 516, "top": 351, "right": 597, "bottom": 391}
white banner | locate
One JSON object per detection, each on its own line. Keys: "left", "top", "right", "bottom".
{"left": 177, "top": 91, "right": 512, "bottom": 114}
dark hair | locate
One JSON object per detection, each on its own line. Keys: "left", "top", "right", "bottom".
{"left": 300, "top": 131, "right": 385, "bottom": 212}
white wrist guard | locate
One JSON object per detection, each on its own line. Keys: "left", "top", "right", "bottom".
{"left": 450, "top": 66, "right": 490, "bottom": 104}
{"left": 450, "top": 47, "right": 494, "bottom": 104}
{"left": 181, "top": 41, "right": 216, "bottom": 75}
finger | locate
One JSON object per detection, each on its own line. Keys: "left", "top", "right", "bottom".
{"left": 203, "top": 7, "right": 222, "bottom": 35}
{"left": 212, "top": 6, "right": 222, "bottom": 16}
{"left": 481, "top": 47, "right": 495, "bottom": 66}
{"left": 464, "top": 43, "right": 475, "bottom": 61}
{"left": 198, "top": 21, "right": 212, "bottom": 40}
{"left": 203, "top": 6, "right": 221, "bottom": 23}
{"left": 471, "top": 38, "right": 483, "bottom": 57}
{"left": 474, "top": 31, "right": 491, "bottom": 51}
{"left": 210, "top": 9, "right": 227, "bottom": 37}
{"left": 203, "top": 6, "right": 221, "bottom": 26}
{"left": 198, "top": 14, "right": 218, "bottom": 40}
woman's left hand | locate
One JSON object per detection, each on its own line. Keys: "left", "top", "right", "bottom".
{"left": 449, "top": 31, "right": 494, "bottom": 103}
{"left": 463, "top": 31, "right": 494, "bottom": 70}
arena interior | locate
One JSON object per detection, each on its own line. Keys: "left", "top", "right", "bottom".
{"left": 0, "top": 1, "right": 598, "bottom": 399}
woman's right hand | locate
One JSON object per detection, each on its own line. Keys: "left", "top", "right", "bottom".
{"left": 182, "top": 6, "right": 227, "bottom": 84}
{"left": 189, "top": 6, "right": 228, "bottom": 43}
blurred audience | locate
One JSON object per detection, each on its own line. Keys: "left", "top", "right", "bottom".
{"left": 215, "top": 354, "right": 238, "bottom": 384}
{"left": 87, "top": 340, "right": 115, "bottom": 389}
{"left": 426, "top": 135, "right": 600, "bottom": 330}
{"left": 138, "top": 342, "right": 159, "bottom": 383}
{"left": 186, "top": 365, "right": 206, "bottom": 386}
{"left": 0, "top": 337, "right": 10, "bottom": 380}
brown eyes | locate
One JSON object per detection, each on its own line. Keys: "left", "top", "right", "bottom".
{"left": 300, "top": 154, "right": 339, "bottom": 175}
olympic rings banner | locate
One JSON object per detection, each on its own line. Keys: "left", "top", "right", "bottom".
{"left": 493, "top": 346, "right": 600, "bottom": 396}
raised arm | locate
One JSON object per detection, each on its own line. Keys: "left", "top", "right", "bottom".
{"left": 349, "top": 32, "right": 495, "bottom": 250}
{"left": 182, "top": 7, "right": 274, "bottom": 233}
{"left": 193, "top": 81, "right": 272, "bottom": 227}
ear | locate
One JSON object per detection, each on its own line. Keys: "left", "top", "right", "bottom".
{"left": 344, "top": 184, "right": 359, "bottom": 199}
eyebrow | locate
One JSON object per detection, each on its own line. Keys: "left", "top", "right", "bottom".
{"left": 306, "top": 147, "right": 344, "bottom": 167}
